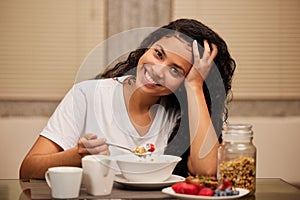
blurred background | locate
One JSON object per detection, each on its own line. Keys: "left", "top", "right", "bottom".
{"left": 0, "top": 0, "right": 299, "bottom": 188}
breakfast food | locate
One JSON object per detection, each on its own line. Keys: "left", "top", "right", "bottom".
{"left": 134, "top": 143, "right": 156, "bottom": 154}
{"left": 171, "top": 175, "right": 240, "bottom": 197}
{"left": 218, "top": 156, "right": 256, "bottom": 193}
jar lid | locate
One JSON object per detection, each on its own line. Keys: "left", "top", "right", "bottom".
{"left": 222, "top": 124, "right": 253, "bottom": 142}
{"left": 223, "top": 124, "right": 252, "bottom": 131}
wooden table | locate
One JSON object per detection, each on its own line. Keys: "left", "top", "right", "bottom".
{"left": 0, "top": 178, "right": 299, "bottom": 199}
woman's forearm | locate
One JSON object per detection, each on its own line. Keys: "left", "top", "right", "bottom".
{"left": 20, "top": 147, "right": 82, "bottom": 179}
{"left": 185, "top": 84, "right": 219, "bottom": 176}
{"left": 20, "top": 134, "right": 110, "bottom": 179}
{"left": 19, "top": 147, "right": 82, "bottom": 179}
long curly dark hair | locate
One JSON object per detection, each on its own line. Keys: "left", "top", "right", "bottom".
{"left": 96, "top": 18, "right": 236, "bottom": 176}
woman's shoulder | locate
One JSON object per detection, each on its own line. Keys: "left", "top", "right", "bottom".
{"left": 70, "top": 76, "right": 130, "bottom": 96}
{"left": 75, "top": 76, "right": 127, "bottom": 89}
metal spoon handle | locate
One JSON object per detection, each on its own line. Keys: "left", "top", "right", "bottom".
{"left": 105, "top": 142, "right": 152, "bottom": 158}
{"left": 105, "top": 142, "right": 134, "bottom": 153}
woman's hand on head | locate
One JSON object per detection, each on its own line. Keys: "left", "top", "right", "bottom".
{"left": 77, "top": 133, "right": 110, "bottom": 157}
{"left": 185, "top": 40, "right": 218, "bottom": 88}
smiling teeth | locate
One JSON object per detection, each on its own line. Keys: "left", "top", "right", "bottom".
{"left": 145, "top": 71, "right": 156, "bottom": 84}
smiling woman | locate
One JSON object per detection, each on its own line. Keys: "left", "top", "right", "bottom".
{"left": 135, "top": 36, "right": 192, "bottom": 95}
{"left": 19, "top": 18, "right": 236, "bottom": 179}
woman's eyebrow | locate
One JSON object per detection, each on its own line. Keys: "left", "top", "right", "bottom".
{"left": 173, "top": 64, "right": 186, "bottom": 76}
{"left": 156, "top": 44, "right": 166, "bottom": 57}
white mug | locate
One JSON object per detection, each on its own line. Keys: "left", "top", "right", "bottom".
{"left": 45, "top": 166, "right": 83, "bottom": 199}
{"left": 82, "top": 155, "right": 115, "bottom": 196}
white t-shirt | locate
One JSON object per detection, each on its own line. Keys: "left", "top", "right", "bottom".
{"left": 40, "top": 76, "right": 179, "bottom": 156}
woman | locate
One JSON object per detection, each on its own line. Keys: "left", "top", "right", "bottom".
{"left": 19, "top": 18, "right": 236, "bottom": 179}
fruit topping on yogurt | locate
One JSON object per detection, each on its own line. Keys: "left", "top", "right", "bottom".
{"left": 134, "top": 143, "right": 156, "bottom": 154}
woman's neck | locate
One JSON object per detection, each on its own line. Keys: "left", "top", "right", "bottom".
{"left": 123, "top": 78, "right": 159, "bottom": 112}
{"left": 123, "top": 78, "right": 160, "bottom": 136}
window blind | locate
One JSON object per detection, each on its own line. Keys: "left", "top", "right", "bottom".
{"left": 0, "top": 0, "right": 106, "bottom": 100}
{"left": 172, "top": 0, "right": 300, "bottom": 100}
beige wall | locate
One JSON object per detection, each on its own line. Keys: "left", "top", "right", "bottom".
{"left": 0, "top": 117, "right": 47, "bottom": 179}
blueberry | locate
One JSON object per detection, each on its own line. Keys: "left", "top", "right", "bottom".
{"left": 225, "top": 188, "right": 233, "bottom": 195}
{"left": 214, "top": 189, "right": 221, "bottom": 196}
{"left": 219, "top": 191, "right": 227, "bottom": 196}
{"left": 232, "top": 190, "right": 240, "bottom": 195}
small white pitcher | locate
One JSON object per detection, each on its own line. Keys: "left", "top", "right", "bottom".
{"left": 82, "top": 155, "right": 115, "bottom": 196}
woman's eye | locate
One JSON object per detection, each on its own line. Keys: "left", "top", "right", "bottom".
{"left": 169, "top": 67, "right": 183, "bottom": 78}
{"left": 155, "top": 49, "right": 163, "bottom": 59}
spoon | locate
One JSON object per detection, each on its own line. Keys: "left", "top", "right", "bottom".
{"left": 106, "top": 142, "right": 152, "bottom": 158}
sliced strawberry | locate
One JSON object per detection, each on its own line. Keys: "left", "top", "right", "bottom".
{"left": 182, "top": 183, "right": 199, "bottom": 195}
{"left": 223, "top": 178, "right": 233, "bottom": 189}
{"left": 171, "top": 182, "right": 186, "bottom": 194}
{"left": 198, "top": 187, "right": 214, "bottom": 196}
{"left": 216, "top": 183, "right": 225, "bottom": 191}
{"left": 172, "top": 182, "right": 198, "bottom": 195}
{"left": 194, "top": 183, "right": 205, "bottom": 191}
{"left": 145, "top": 143, "right": 156, "bottom": 152}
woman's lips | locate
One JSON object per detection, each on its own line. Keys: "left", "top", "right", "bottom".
{"left": 145, "top": 71, "right": 156, "bottom": 84}
{"left": 143, "top": 69, "right": 157, "bottom": 87}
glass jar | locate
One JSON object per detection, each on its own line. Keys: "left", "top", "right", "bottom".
{"left": 217, "top": 124, "right": 256, "bottom": 195}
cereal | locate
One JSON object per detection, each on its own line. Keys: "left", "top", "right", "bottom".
{"left": 134, "top": 146, "right": 147, "bottom": 154}
{"left": 218, "top": 156, "right": 256, "bottom": 193}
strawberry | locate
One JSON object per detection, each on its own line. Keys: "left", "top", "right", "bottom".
{"left": 182, "top": 183, "right": 199, "bottom": 195}
{"left": 172, "top": 182, "right": 198, "bottom": 195}
{"left": 145, "top": 143, "right": 156, "bottom": 152}
{"left": 198, "top": 187, "right": 214, "bottom": 196}
{"left": 171, "top": 182, "right": 186, "bottom": 194}
{"left": 194, "top": 183, "right": 205, "bottom": 191}
{"left": 216, "top": 183, "right": 225, "bottom": 191}
{"left": 222, "top": 178, "right": 233, "bottom": 189}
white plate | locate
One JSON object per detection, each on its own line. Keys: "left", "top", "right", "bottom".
{"left": 162, "top": 187, "right": 250, "bottom": 199}
{"left": 114, "top": 174, "right": 185, "bottom": 189}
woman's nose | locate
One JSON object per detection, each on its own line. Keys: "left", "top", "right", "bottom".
{"left": 152, "top": 64, "right": 165, "bottom": 79}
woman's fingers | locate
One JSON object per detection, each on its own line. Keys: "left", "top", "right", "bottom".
{"left": 84, "top": 133, "right": 97, "bottom": 140}
{"left": 78, "top": 145, "right": 109, "bottom": 155}
{"left": 202, "top": 40, "right": 211, "bottom": 61}
{"left": 80, "top": 136, "right": 106, "bottom": 148}
{"left": 77, "top": 134, "right": 109, "bottom": 156}
{"left": 202, "top": 40, "right": 218, "bottom": 63}
{"left": 192, "top": 40, "right": 201, "bottom": 66}
{"left": 189, "top": 40, "right": 218, "bottom": 81}
{"left": 209, "top": 43, "right": 218, "bottom": 63}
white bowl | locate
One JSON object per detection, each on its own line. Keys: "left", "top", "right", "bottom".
{"left": 113, "top": 154, "right": 182, "bottom": 182}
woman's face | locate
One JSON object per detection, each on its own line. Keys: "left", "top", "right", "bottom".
{"left": 136, "top": 36, "right": 193, "bottom": 96}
